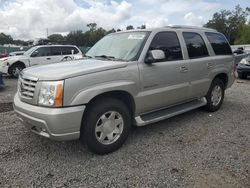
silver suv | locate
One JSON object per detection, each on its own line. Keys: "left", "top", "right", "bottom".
{"left": 14, "top": 26, "right": 235, "bottom": 154}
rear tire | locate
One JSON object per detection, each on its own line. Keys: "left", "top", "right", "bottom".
{"left": 80, "top": 98, "right": 131, "bottom": 154}
{"left": 9, "top": 63, "right": 25, "bottom": 78}
{"left": 61, "top": 56, "right": 73, "bottom": 61}
{"left": 203, "top": 79, "right": 225, "bottom": 112}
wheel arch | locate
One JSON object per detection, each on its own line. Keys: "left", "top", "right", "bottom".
{"left": 213, "top": 73, "right": 228, "bottom": 88}
{"left": 8, "top": 61, "right": 26, "bottom": 74}
{"left": 85, "top": 90, "right": 136, "bottom": 117}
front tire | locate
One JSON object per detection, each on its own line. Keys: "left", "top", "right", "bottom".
{"left": 81, "top": 98, "right": 131, "bottom": 154}
{"left": 9, "top": 64, "right": 25, "bottom": 78}
{"left": 203, "top": 79, "right": 225, "bottom": 112}
{"left": 61, "top": 56, "right": 73, "bottom": 61}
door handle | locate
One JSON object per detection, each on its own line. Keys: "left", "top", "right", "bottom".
{"left": 46, "top": 57, "right": 51, "bottom": 60}
{"left": 207, "top": 62, "right": 214, "bottom": 69}
{"left": 180, "top": 66, "right": 188, "bottom": 73}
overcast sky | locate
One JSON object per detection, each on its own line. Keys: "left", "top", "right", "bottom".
{"left": 0, "top": 0, "right": 249, "bottom": 40}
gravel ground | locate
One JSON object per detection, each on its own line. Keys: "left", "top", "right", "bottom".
{"left": 0, "top": 77, "right": 250, "bottom": 188}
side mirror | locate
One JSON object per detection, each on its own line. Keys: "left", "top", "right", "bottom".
{"left": 145, "top": 50, "right": 165, "bottom": 64}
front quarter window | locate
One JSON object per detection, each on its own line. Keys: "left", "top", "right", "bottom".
{"left": 86, "top": 31, "right": 149, "bottom": 61}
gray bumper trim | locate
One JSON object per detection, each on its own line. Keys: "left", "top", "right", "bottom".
{"left": 14, "top": 94, "right": 85, "bottom": 141}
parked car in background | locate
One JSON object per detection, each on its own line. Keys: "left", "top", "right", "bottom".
{"left": 233, "top": 47, "right": 248, "bottom": 65}
{"left": 14, "top": 26, "right": 235, "bottom": 154}
{"left": 9, "top": 51, "right": 25, "bottom": 56}
{"left": 0, "top": 45, "right": 83, "bottom": 78}
{"left": 237, "top": 54, "right": 250, "bottom": 79}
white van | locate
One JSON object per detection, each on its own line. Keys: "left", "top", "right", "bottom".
{"left": 0, "top": 45, "right": 83, "bottom": 77}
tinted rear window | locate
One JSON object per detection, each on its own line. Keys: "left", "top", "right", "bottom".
{"left": 205, "top": 32, "right": 232, "bottom": 55}
{"left": 183, "top": 32, "right": 209, "bottom": 59}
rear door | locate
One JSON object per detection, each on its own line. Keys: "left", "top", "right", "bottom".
{"left": 182, "top": 32, "right": 211, "bottom": 98}
{"left": 137, "top": 31, "right": 191, "bottom": 113}
{"left": 61, "top": 46, "right": 82, "bottom": 61}
{"left": 51, "top": 46, "right": 64, "bottom": 63}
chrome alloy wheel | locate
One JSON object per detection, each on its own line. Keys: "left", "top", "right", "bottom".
{"left": 12, "top": 67, "right": 22, "bottom": 77}
{"left": 211, "top": 85, "right": 222, "bottom": 106}
{"left": 95, "top": 111, "right": 124, "bottom": 145}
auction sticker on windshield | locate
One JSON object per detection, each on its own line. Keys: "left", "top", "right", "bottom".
{"left": 128, "top": 34, "right": 145, "bottom": 40}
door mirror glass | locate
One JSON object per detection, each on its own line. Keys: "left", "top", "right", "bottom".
{"left": 145, "top": 50, "right": 165, "bottom": 64}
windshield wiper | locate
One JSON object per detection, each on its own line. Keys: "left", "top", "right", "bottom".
{"left": 94, "top": 55, "right": 116, "bottom": 60}
{"left": 94, "top": 55, "right": 125, "bottom": 61}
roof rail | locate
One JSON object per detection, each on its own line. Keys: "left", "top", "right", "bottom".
{"left": 165, "top": 25, "right": 217, "bottom": 32}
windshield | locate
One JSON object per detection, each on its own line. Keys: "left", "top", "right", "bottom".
{"left": 86, "top": 31, "right": 149, "bottom": 61}
{"left": 23, "top": 47, "right": 37, "bottom": 56}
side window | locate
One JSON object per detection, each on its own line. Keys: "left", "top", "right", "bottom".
{"left": 51, "top": 47, "right": 62, "bottom": 56}
{"left": 31, "top": 47, "right": 51, "bottom": 57}
{"left": 149, "top": 32, "right": 183, "bottom": 61}
{"left": 62, "top": 47, "right": 76, "bottom": 55}
{"left": 183, "top": 32, "right": 209, "bottom": 59}
{"left": 205, "top": 32, "right": 232, "bottom": 55}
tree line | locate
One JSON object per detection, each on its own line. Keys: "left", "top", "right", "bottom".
{"left": 204, "top": 4, "right": 250, "bottom": 44}
{"left": 0, "top": 23, "right": 146, "bottom": 47}
{"left": 0, "top": 4, "right": 249, "bottom": 46}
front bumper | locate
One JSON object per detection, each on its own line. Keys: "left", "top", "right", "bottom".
{"left": 13, "top": 94, "right": 85, "bottom": 141}
{"left": 237, "top": 64, "right": 250, "bottom": 74}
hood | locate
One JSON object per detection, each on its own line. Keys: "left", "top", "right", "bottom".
{"left": 1, "top": 55, "right": 28, "bottom": 62}
{"left": 23, "top": 59, "right": 128, "bottom": 80}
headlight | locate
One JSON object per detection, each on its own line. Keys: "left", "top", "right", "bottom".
{"left": 38, "top": 81, "right": 64, "bottom": 107}
{"left": 239, "top": 59, "right": 248, "bottom": 65}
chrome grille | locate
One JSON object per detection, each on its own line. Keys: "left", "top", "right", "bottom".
{"left": 19, "top": 75, "right": 38, "bottom": 99}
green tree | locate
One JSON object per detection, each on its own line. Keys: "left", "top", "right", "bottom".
{"left": 235, "top": 24, "right": 250, "bottom": 44}
{"left": 204, "top": 5, "right": 250, "bottom": 44}
{"left": 87, "top": 23, "right": 97, "bottom": 32}
{"left": 0, "top": 33, "right": 13, "bottom": 45}
{"left": 106, "top": 28, "right": 116, "bottom": 34}
{"left": 126, "top": 25, "right": 134, "bottom": 30}
{"left": 66, "top": 30, "right": 86, "bottom": 46}
{"left": 48, "top": 34, "right": 65, "bottom": 44}
{"left": 141, "top": 24, "right": 146, "bottom": 29}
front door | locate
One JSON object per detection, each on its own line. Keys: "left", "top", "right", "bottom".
{"left": 137, "top": 31, "right": 191, "bottom": 114}
{"left": 29, "top": 47, "right": 54, "bottom": 66}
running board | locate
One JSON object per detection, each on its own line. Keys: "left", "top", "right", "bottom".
{"left": 135, "top": 97, "right": 207, "bottom": 126}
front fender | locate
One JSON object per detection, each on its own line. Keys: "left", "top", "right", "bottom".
{"left": 66, "top": 81, "right": 138, "bottom": 106}
{"left": 9, "top": 59, "right": 29, "bottom": 67}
